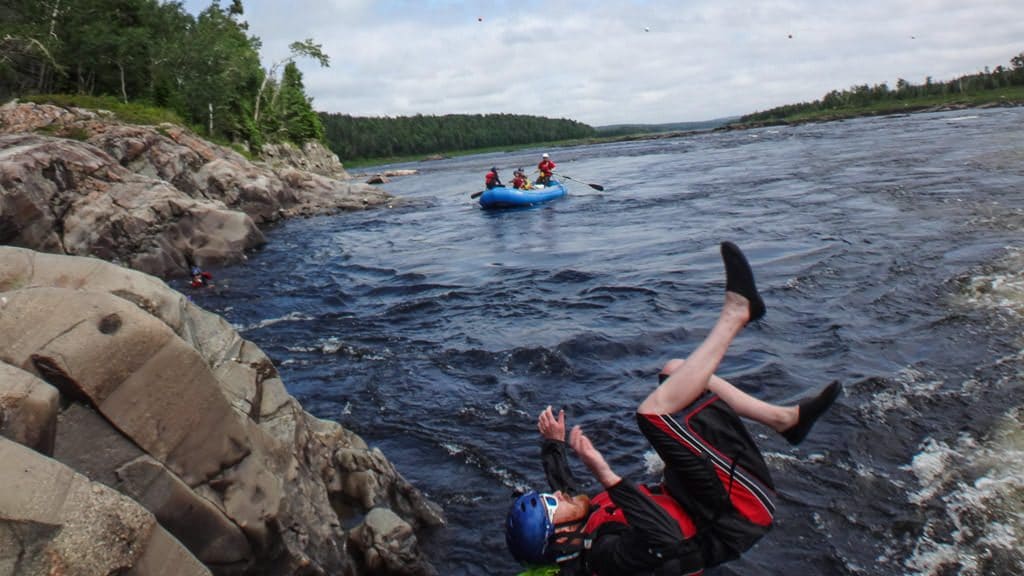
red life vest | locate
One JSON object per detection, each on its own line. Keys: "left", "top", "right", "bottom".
{"left": 583, "top": 485, "right": 697, "bottom": 540}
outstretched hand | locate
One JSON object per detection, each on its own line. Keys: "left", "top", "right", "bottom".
{"left": 537, "top": 405, "right": 567, "bottom": 442}
{"left": 569, "top": 425, "right": 622, "bottom": 488}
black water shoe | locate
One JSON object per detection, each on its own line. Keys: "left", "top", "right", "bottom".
{"left": 782, "top": 380, "right": 843, "bottom": 445}
{"left": 720, "top": 241, "right": 766, "bottom": 322}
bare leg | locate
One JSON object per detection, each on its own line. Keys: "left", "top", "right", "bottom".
{"left": 656, "top": 358, "right": 798, "bottom": 432}
{"left": 638, "top": 292, "right": 750, "bottom": 415}
{"left": 638, "top": 242, "right": 841, "bottom": 444}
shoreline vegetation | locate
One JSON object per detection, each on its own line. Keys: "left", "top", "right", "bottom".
{"left": 344, "top": 51, "right": 1024, "bottom": 168}
{"left": 728, "top": 57, "right": 1024, "bottom": 128}
{"left": 17, "top": 86, "right": 1022, "bottom": 172}
{"left": 2, "top": 0, "right": 329, "bottom": 150}
{"left": 343, "top": 88, "right": 1024, "bottom": 169}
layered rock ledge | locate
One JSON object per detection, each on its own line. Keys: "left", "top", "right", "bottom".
{"left": 0, "top": 101, "right": 394, "bottom": 279}
{"left": 0, "top": 247, "right": 445, "bottom": 575}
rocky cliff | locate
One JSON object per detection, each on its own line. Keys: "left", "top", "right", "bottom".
{"left": 0, "top": 103, "right": 444, "bottom": 576}
{"left": 0, "top": 247, "right": 445, "bottom": 575}
{"left": 0, "top": 101, "right": 394, "bottom": 279}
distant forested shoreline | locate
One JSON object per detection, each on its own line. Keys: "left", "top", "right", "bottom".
{"left": 735, "top": 52, "right": 1024, "bottom": 125}
{"left": 319, "top": 113, "right": 596, "bottom": 161}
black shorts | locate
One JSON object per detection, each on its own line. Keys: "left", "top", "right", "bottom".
{"left": 637, "top": 392, "right": 776, "bottom": 565}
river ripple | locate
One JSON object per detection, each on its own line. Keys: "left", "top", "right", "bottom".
{"left": 191, "top": 107, "right": 1024, "bottom": 575}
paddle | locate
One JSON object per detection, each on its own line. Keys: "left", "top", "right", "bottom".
{"left": 470, "top": 190, "right": 484, "bottom": 199}
{"left": 557, "top": 173, "right": 604, "bottom": 191}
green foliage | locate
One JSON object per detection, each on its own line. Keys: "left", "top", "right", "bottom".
{"left": 2, "top": 0, "right": 325, "bottom": 148}
{"left": 738, "top": 52, "right": 1024, "bottom": 124}
{"left": 64, "top": 125, "right": 91, "bottom": 141}
{"left": 287, "top": 39, "right": 330, "bottom": 68}
{"left": 321, "top": 112, "right": 596, "bottom": 161}
{"left": 277, "top": 62, "right": 324, "bottom": 143}
{"left": 23, "top": 93, "right": 184, "bottom": 125}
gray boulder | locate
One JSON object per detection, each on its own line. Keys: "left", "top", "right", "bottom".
{"left": 0, "top": 132, "right": 265, "bottom": 277}
{"left": 0, "top": 102, "right": 394, "bottom": 278}
{"left": 0, "top": 436, "right": 211, "bottom": 576}
{"left": 0, "top": 362, "right": 59, "bottom": 455}
{"left": 0, "top": 247, "right": 444, "bottom": 575}
{"left": 260, "top": 141, "right": 351, "bottom": 180}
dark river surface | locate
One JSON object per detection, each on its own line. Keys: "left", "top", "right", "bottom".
{"left": 190, "top": 108, "right": 1024, "bottom": 575}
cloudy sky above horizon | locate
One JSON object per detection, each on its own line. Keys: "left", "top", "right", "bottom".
{"left": 181, "top": 0, "right": 1023, "bottom": 126}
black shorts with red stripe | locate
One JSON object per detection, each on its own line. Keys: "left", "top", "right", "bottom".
{"left": 637, "top": 392, "right": 776, "bottom": 567}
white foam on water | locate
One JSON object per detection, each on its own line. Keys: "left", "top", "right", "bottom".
{"left": 902, "top": 409, "right": 1024, "bottom": 575}
{"left": 320, "top": 336, "right": 344, "bottom": 354}
{"left": 643, "top": 449, "right": 665, "bottom": 476}
{"left": 442, "top": 440, "right": 529, "bottom": 492}
{"left": 904, "top": 435, "right": 975, "bottom": 505}
{"left": 235, "top": 310, "right": 314, "bottom": 332}
{"left": 861, "top": 367, "right": 945, "bottom": 422}
{"left": 285, "top": 344, "right": 320, "bottom": 353}
{"left": 763, "top": 451, "right": 801, "bottom": 467}
{"left": 314, "top": 336, "right": 387, "bottom": 360}
{"left": 441, "top": 441, "right": 465, "bottom": 456}
{"left": 899, "top": 249, "right": 1024, "bottom": 574}
{"left": 954, "top": 246, "right": 1024, "bottom": 318}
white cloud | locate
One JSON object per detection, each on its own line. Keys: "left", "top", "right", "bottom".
{"left": 183, "top": 0, "right": 1024, "bottom": 125}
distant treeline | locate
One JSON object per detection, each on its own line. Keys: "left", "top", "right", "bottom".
{"left": 740, "top": 52, "right": 1024, "bottom": 123}
{"left": 1, "top": 0, "right": 326, "bottom": 148}
{"left": 319, "top": 113, "right": 596, "bottom": 161}
{"left": 595, "top": 118, "right": 736, "bottom": 137}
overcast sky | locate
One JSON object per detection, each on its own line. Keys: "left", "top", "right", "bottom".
{"left": 181, "top": 0, "right": 1023, "bottom": 126}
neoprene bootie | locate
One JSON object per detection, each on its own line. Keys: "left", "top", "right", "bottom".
{"left": 782, "top": 380, "right": 843, "bottom": 445}
{"left": 720, "top": 241, "right": 766, "bottom": 322}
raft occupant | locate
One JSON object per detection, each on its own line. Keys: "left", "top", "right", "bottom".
{"left": 505, "top": 242, "right": 842, "bottom": 575}
{"left": 537, "top": 153, "right": 556, "bottom": 186}
{"left": 485, "top": 167, "right": 504, "bottom": 189}
{"left": 512, "top": 168, "right": 529, "bottom": 190}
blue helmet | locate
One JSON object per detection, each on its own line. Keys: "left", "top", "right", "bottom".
{"left": 506, "top": 491, "right": 558, "bottom": 565}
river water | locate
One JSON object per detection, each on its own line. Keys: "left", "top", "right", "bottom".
{"left": 189, "top": 108, "right": 1024, "bottom": 575}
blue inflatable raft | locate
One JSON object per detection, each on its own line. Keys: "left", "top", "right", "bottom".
{"left": 478, "top": 181, "right": 567, "bottom": 209}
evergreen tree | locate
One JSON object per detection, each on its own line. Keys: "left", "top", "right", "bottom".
{"left": 278, "top": 62, "right": 324, "bottom": 143}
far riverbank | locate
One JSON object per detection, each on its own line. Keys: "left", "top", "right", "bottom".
{"left": 345, "top": 88, "right": 1024, "bottom": 169}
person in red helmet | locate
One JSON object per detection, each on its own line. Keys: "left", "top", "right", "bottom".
{"left": 506, "top": 242, "right": 842, "bottom": 575}
{"left": 485, "top": 167, "right": 504, "bottom": 189}
{"left": 537, "top": 153, "right": 556, "bottom": 186}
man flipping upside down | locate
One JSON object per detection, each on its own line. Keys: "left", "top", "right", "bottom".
{"left": 506, "top": 242, "right": 843, "bottom": 575}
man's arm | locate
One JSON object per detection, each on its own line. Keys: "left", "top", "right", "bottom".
{"left": 569, "top": 426, "right": 704, "bottom": 574}
{"left": 568, "top": 425, "right": 621, "bottom": 488}
{"left": 538, "top": 406, "right": 581, "bottom": 493}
